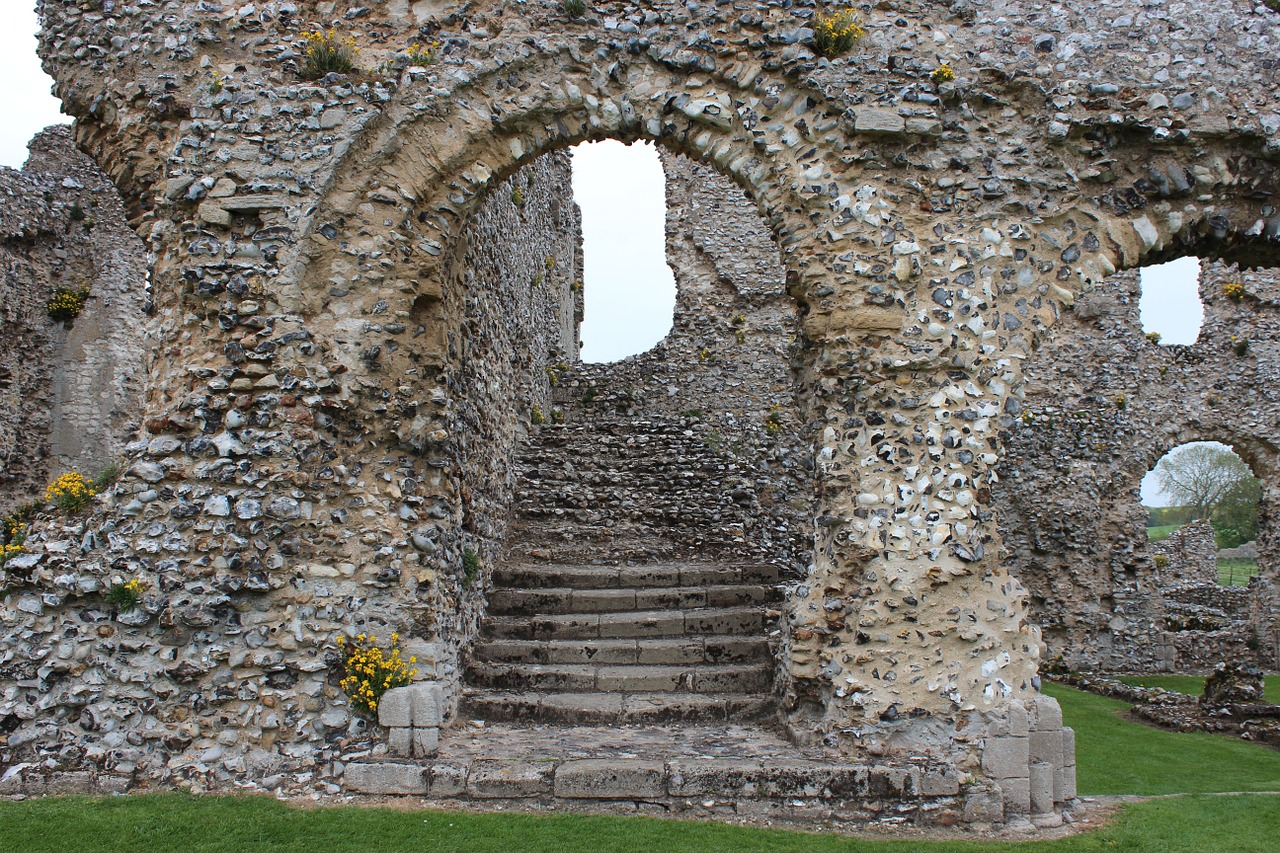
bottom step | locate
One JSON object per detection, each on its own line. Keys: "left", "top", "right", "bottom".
{"left": 459, "top": 689, "right": 775, "bottom": 724}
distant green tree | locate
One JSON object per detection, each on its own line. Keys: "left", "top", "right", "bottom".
{"left": 1213, "top": 475, "right": 1261, "bottom": 549}
{"left": 1151, "top": 444, "right": 1259, "bottom": 548}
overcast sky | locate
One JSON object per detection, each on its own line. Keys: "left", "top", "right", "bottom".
{"left": 0, "top": 4, "right": 67, "bottom": 169}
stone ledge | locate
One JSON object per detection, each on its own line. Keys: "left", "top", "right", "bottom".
{"left": 343, "top": 756, "right": 969, "bottom": 821}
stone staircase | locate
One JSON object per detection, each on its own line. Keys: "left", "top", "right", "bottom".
{"left": 459, "top": 400, "right": 785, "bottom": 725}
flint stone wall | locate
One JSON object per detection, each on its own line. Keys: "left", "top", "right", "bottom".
{"left": 0, "top": 126, "right": 150, "bottom": 508}
{"left": 1152, "top": 520, "right": 1219, "bottom": 588}
{"left": 997, "top": 263, "right": 1280, "bottom": 673}
{"left": 7, "top": 0, "right": 1280, "bottom": 814}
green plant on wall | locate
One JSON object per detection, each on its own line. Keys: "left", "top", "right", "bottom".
{"left": 301, "top": 28, "right": 360, "bottom": 78}
{"left": 106, "top": 578, "right": 145, "bottom": 613}
{"left": 462, "top": 548, "right": 481, "bottom": 586}
{"left": 812, "top": 10, "right": 865, "bottom": 57}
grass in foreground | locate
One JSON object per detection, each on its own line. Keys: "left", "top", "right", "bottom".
{"left": 1115, "top": 674, "right": 1279, "bottom": 703}
{"left": 1, "top": 792, "right": 1279, "bottom": 853}
{"left": 1, "top": 686, "right": 1279, "bottom": 852}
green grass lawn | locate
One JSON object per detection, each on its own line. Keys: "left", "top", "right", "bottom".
{"left": 1042, "top": 683, "right": 1280, "bottom": 795}
{"left": 1218, "top": 557, "right": 1258, "bottom": 586}
{"left": 1146, "top": 524, "right": 1179, "bottom": 543}
{"left": 1116, "top": 673, "right": 1280, "bottom": 703}
{"left": 1, "top": 685, "right": 1279, "bottom": 852}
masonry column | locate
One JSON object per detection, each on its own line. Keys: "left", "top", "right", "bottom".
{"left": 784, "top": 214, "right": 1075, "bottom": 823}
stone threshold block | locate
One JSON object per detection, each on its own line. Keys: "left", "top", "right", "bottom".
{"left": 342, "top": 754, "right": 979, "bottom": 826}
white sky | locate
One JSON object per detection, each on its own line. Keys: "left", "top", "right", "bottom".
{"left": 1139, "top": 256, "right": 1202, "bottom": 346}
{"left": 570, "top": 141, "right": 675, "bottom": 363}
{"left": 0, "top": 4, "right": 67, "bottom": 169}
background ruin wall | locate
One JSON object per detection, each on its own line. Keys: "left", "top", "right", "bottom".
{"left": 0, "top": 127, "right": 150, "bottom": 509}
{"left": 996, "top": 263, "right": 1280, "bottom": 673}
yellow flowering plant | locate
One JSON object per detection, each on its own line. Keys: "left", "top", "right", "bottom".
{"left": 813, "top": 9, "right": 866, "bottom": 57}
{"left": 47, "top": 286, "right": 90, "bottom": 325}
{"left": 406, "top": 40, "right": 440, "bottom": 67}
{"left": 301, "top": 28, "right": 360, "bottom": 79}
{"left": 1223, "top": 281, "right": 1246, "bottom": 301}
{"left": 46, "top": 472, "right": 96, "bottom": 513}
{"left": 0, "top": 503, "right": 35, "bottom": 567}
{"left": 932, "top": 64, "right": 956, "bottom": 83}
{"left": 336, "top": 632, "right": 418, "bottom": 717}
{"left": 107, "top": 578, "right": 145, "bottom": 613}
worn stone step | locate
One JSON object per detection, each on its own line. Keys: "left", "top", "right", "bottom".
{"left": 458, "top": 689, "right": 776, "bottom": 724}
{"left": 464, "top": 661, "right": 774, "bottom": 693}
{"left": 472, "top": 637, "right": 772, "bottom": 666}
{"left": 491, "top": 563, "right": 781, "bottom": 590}
{"left": 481, "top": 606, "right": 769, "bottom": 640}
{"left": 487, "top": 584, "right": 777, "bottom": 615}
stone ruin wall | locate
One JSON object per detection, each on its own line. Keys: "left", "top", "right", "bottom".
{"left": 1151, "top": 519, "right": 1219, "bottom": 588}
{"left": 996, "top": 262, "right": 1280, "bottom": 674}
{"left": 3, "top": 0, "right": 1280, "bottom": 820}
{"left": 432, "top": 152, "right": 582, "bottom": 676}
{"left": 0, "top": 127, "right": 150, "bottom": 510}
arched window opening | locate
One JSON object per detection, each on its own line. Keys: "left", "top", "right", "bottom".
{"left": 1139, "top": 257, "right": 1203, "bottom": 346}
{"left": 570, "top": 140, "right": 675, "bottom": 363}
{"left": 1142, "top": 441, "right": 1260, "bottom": 586}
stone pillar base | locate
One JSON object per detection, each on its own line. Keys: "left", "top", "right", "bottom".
{"left": 377, "top": 682, "right": 445, "bottom": 758}
{"left": 980, "top": 695, "right": 1076, "bottom": 822}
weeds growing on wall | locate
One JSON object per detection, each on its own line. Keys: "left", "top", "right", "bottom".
{"left": 462, "top": 548, "right": 481, "bottom": 585}
{"left": 45, "top": 472, "right": 95, "bottom": 514}
{"left": 563, "top": 0, "right": 587, "bottom": 19}
{"left": 1224, "top": 281, "right": 1246, "bottom": 301}
{"left": 301, "top": 29, "right": 360, "bottom": 78}
{"left": 812, "top": 10, "right": 865, "bottom": 57}
{"left": 106, "top": 578, "right": 145, "bottom": 613}
{"left": 89, "top": 462, "right": 122, "bottom": 495}
{"left": 47, "top": 286, "right": 89, "bottom": 326}
{"left": 931, "top": 64, "right": 955, "bottom": 83}
{"left": 336, "top": 633, "right": 417, "bottom": 717}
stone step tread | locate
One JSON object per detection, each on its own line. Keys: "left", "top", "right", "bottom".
{"left": 345, "top": 755, "right": 945, "bottom": 801}
{"left": 492, "top": 564, "right": 781, "bottom": 589}
{"left": 481, "top": 606, "right": 771, "bottom": 639}
{"left": 458, "top": 689, "right": 776, "bottom": 724}
{"left": 472, "top": 637, "right": 771, "bottom": 665}
{"left": 465, "top": 661, "right": 774, "bottom": 693}
{"left": 487, "top": 584, "right": 778, "bottom": 614}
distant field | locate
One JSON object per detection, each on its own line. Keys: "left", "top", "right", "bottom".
{"left": 1146, "top": 524, "right": 1179, "bottom": 543}
{"left": 1218, "top": 557, "right": 1258, "bottom": 586}
{"left": 1117, "top": 674, "right": 1279, "bottom": 703}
